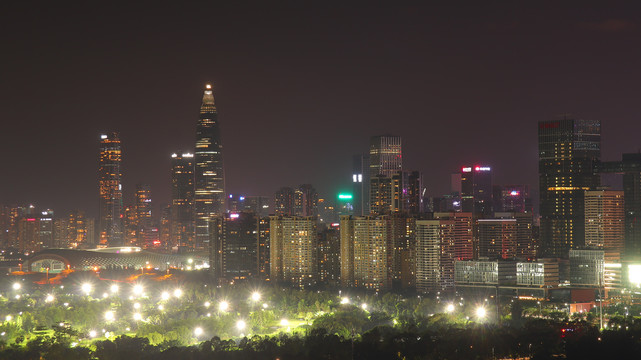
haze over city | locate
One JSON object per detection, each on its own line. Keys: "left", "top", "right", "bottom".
{"left": 3, "top": 2, "right": 641, "bottom": 217}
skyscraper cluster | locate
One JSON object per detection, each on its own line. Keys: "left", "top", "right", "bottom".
{"left": 7, "top": 82, "right": 641, "bottom": 300}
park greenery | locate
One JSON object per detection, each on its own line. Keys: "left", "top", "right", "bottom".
{"left": 0, "top": 270, "right": 640, "bottom": 359}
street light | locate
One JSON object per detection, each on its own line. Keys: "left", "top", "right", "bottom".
{"left": 446, "top": 303, "right": 455, "bottom": 313}
{"left": 219, "top": 301, "right": 229, "bottom": 312}
{"left": 173, "top": 288, "right": 183, "bottom": 298}
{"left": 161, "top": 291, "right": 170, "bottom": 301}
{"left": 340, "top": 297, "right": 350, "bottom": 305}
{"left": 236, "top": 320, "right": 246, "bottom": 331}
{"left": 251, "top": 291, "right": 261, "bottom": 302}
{"left": 110, "top": 284, "right": 119, "bottom": 294}
{"left": 104, "top": 311, "right": 114, "bottom": 322}
{"left": 81, "top": 283, "right": 92, "bottom": 295}
{"left": 45, "top": 294, "right": 54, "bottom": 303}
{"left": 194, "top": 327, "right": 203, "bottom": 337}
{"left": 12, "top": 283, "right": 21, "bottom": 291}
{"left": 280, "top": 319, "right": 289, "bottom": 326}
{"left": 133, "top": 284, "right": 143, "bottom": 296}
{"left": 476, "top": 307, "right": 487, "bottom": 319}
{"left": 133, "top": 313, "right": 142, "bottom": 321}
{"left": 361, "top": 303, "right": 368, "bottom": 310}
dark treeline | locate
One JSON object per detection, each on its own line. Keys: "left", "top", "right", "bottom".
{"left": 1, "top": 318, "right": 641, "bottom": 360}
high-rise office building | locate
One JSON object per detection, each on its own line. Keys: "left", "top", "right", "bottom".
{"left": 369, "top": 135, "right": 402, "bottom": 178}
{"left": 98, "top": 132, "right": 123, "bottom": 247}
{"left": 352, "top": 154, "right": 371, "bottom": 216}
{"left": 38, "top": 210, "right": 53, "bottom": 249}
{"left": 195, "top": 83, "right": 225, "bottom": 252}
{"left": 134, "top": 184, "right": 153, "bottom": 244}
{"left": 538, "top": 118, "right": 601, "bottom": 258}
{"left": 221, "top": 212, "right": 259, "bottom": 282}
{"left": 493, "top": 185, "right": 531, "bottom": 213}
{"left": 585, "top": 190, "right": 624, "bottom": 255}
{"left": 171, "top": 152, "right": 195, "bottom": 248}
{"left": 270, "top": 216, "right": 317, "bottom": 288}
{"left": 461, "top": 165, "right": 493, "bottom": 215}
{"left": 597, "top": 153, "right": 641, "bottom": 260}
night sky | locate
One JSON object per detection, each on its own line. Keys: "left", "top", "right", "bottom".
{"left": 2, "top": 2, "right": 641, "bottom": 218}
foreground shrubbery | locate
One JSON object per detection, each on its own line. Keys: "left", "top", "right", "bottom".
{"left": 1, "top": 318, "right": 641, "bottom": 360}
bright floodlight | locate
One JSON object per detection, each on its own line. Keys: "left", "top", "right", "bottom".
{"left": 194, "top": 327, "right": 203, "bottom": 337}
{"left": 340, "top": 297, "right": 349, "bottom": 305}
{"left": 133, "top": 302, "right": 141, "bottom": 309}
{"left": 251, "top": 291, "right": 261, "bottom": 302}
{"left": 81, "top": 283, "right": 92, "bottom": 295}
{"left": 45, "top": 294, "right": 54, "bottom": 303}
{"left": 158, "top": 304, "right": 164, "bottom": 311}
{"left": 236, "top": 320, "right": 246, "bottom": 331}
{"left": 133, "top": 313, "right": 142, "bottom": 321}
{"left": 89, "top": 330, "right": 97, "bottom": 338}
{"left": 204, "top": 301, "right": 211, "bottom": 308}
{"left": 361, "top": 303, "right": 368, "bottom": 310}
{"left": 110, "top": 284, "right": 119, "bottom": 293}
{"left": 219, "top": 301, "right": 229, "bottom": 312}
{"left": 280, "top": 319, "right": 289, "bottom": 326}
{"left": 104, "top": 311, "right": 114, "bottom": 321}
{"left": 133, "top": 284, "right": 143, "bottom": 296}
{"left": 476, "top": 307, "right": 486, "bottom": 319}
{"left": 173, "top": 288, "right": 183, "bottom": 298}
{"left": 446, "top": 304, "right": 455, "bottom": 313}
{"left": 161, "top": 291, "right": 170, "bottom": 301}
{"left": 12, "top": 283, "right": 21, "bottom": 290}
{"left": 5, "top": 315, "right": 12, "bottom": 322}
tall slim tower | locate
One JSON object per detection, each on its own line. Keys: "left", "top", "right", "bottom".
{"left": 98, "top": 132, "right": 123, "bottom": 247}
{"left": 538, "top": 117, "right": 601, "bottom": 258}
{"left": 194, "top": 83, "right": 225, "bottom": 251}
{"left": 171, "top": 152, "right": 195, "bottom": 247}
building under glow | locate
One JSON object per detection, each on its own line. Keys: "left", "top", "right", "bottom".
{"left": 98, "top": 132, "right": 124, "bottom": 247}
{"left": 538, "top": 117, "right": 601, "bottom": 258}
{"left": 171, "top": 152, "right": 195, "bottom": 248}
{"left": 195, "top": 83, "right": 225, "bottom": 254}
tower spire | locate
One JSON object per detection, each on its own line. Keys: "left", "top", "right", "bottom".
{"left": 201, "top": 83, "right": 216, "bottom": 112}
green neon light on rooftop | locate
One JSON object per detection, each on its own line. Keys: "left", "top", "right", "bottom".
{"left": 338, "top": 194, "right": 353, "bottom": 200}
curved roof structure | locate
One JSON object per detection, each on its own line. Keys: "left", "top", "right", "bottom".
{"left": 25, "top": 248, "right": 208, "bottom": 273}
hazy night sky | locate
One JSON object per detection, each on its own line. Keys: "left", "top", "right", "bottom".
{"left": 2, "top": 2, "right": 641, "bottom": 218}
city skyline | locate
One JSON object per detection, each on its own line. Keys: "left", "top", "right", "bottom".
{"left": 3, "top": 3, "right": 641, "bottom": 218}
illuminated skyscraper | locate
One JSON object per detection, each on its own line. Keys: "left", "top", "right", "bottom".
{"left": 270, "top": 216, "right": 317, "bottom": 288}
{"left": 195, "top": 83, "right": 225, "bottom": 251}
{"left": 134, "top": 184, "right": 153, "bottom": 246}
{"left": 538, "top": 118, "right": 600, "bottom": 258}
{"left": 460, "top": 165, "right": 493, "bottom": 215}
{"left": 171, "top": 152, "right": 195, "bottom": 248}
{"left": 585, "top": 190, "right": 624, "bottom": 255}
{"left": 98, "top": 132, "right": 123, "bottom": 247}
{"left": 369, "top": 135, "right": 402, "bottom": 178}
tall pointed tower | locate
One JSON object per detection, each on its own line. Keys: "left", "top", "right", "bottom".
{"left": 194, "top": 83, "right": 226, "bottom": 252}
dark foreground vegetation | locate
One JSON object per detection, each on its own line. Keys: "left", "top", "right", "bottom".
{"left": 1, "top": 317, "right": 641, "bottom": 360}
